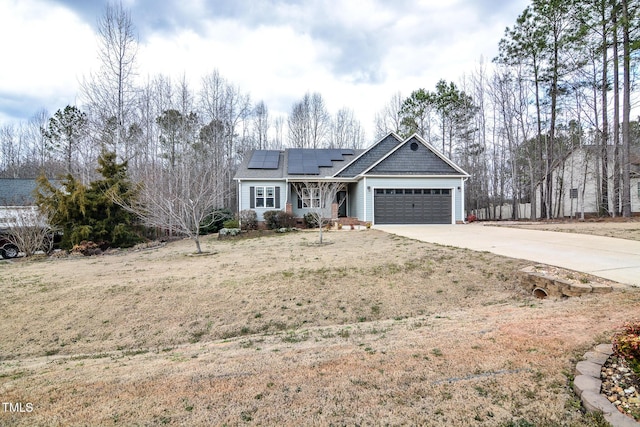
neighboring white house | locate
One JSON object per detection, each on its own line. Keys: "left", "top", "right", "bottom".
{"left": 233, "top": 133, "right": 470, "bottom": 226}
{"left": 0, "top": 179, "right": 47, "bottom": 229}
{"left": 538, "top": 146, "right": 640, "bottom": 218}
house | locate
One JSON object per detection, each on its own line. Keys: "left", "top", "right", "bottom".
{"left": 539, "top": 145, "right": 640, "bottom": 218}
{"left": 0, "top": 178, "right": 43, "bottom": 229}
{"left": 233, "top": 133, "right": 470, "bottom": 226}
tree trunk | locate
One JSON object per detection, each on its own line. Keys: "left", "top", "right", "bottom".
{"left": 620, "top": 0, "right": 632, "bottom": 217}
{"left": 600, "top": 1, "right": 610, "bottom": 216}
{"left": 613, "top": 10, "right": 621, "bottom": 216}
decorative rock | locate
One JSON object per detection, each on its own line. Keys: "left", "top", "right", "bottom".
{"left": 574, "top": 375, "right": 602, "bottom": 397}
{"left": 595, "top": 344, "right": 614, "bottom": 356}
{"left": 579, "top": 344, "right": 640, "bottom": 427}
{"left": 605, "top": 410, "right": 640, "bottom": 427}
{"left": 585, "top": 351, "right": 611, "bottom": 365}
{"left": 582, "top": 390, "right": 616, "bottom": 414}
{"left": 576, "top": 360, "right": 604, "bottom": 378}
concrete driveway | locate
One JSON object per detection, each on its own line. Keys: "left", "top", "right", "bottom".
{"left": 376, "top": 223, "right": 640, "bottom": 287}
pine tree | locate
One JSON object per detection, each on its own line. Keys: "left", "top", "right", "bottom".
{"left": 35, "top": 151, "right": 141, "bottom": 250}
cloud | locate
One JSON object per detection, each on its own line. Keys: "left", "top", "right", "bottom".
{"left": 1, "top": 0, "right": 532, "bottom": 138}
{"left": 0, "top": 0, "right": 96, "bottom": 121}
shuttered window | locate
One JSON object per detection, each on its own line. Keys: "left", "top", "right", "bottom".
{"left": 249, "top": 186, "right": 280, "bottom": 209}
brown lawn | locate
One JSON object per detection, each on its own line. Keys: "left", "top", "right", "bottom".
{"left": 1, "top": 228, "right": 638, "bottom": 426}
{"left": 497, "top": 217, "right": 640, "bottom": 242}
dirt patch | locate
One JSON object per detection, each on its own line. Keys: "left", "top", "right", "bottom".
{"left": 0, "top": 229, "right": 637, "bottom": 426}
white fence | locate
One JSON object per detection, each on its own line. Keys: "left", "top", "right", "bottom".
{"left": 470, "top": 203, "right": 535, "bottom": 221}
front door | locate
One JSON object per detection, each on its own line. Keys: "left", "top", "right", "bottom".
{"left": 337, "top": 190, "right": 347, "bottom": 217}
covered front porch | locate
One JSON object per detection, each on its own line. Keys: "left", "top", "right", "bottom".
{"left": 285, "top": 179, "right": 360, "bottom": 226}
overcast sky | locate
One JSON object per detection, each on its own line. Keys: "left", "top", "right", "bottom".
{"left": 0, "top": 0, "right": 529, "bottom": 138}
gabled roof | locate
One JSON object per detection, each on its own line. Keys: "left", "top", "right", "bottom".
{"left": 334, "top": 133, "right": 403, "bottom": 177}
{"left": 234, "top": 132, "right": 469, "bottom": 180}
{"left": 362, "top": 134, "right": 469, "bottom": 177}
{"left": 0, "top": 179, "right": 42, "bottom": 206}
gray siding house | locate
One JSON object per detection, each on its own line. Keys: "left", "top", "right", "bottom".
{"left": 233, "top": 133, "right": 470, "bottom": 225}
{"left": 0, "top": 179, "right": 44, "bottom": 229}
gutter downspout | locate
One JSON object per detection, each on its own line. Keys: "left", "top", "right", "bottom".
{"left": 462, "top": 177, "right": 469, "bottom": 223}
{"left": 363, "top": 176, "right": 367, "bottom": 224}
{"left": 237, "top": 179, "right": 242, "bottom": 229}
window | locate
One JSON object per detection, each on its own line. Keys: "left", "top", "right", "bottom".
{"left": 300, "top": 188, "right": 321, "bottom": 208}
{"left": 570, "top": 188, "right": 578, "bottom": 199}
{"left": 254, "top": 186, "right": 275, "bottom": 208}
{"left": 638, "top": 182, "right": 640, "bottom": 198}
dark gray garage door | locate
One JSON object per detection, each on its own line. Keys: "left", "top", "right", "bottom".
{"left": 374, "top": 188, "right": 452, "bottom": 224}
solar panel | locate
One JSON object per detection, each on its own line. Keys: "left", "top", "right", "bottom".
{"left": 287, "top": 149, "right": 305, "bottom": 174}
{"left": 316, "top": 150, "right": 334, "bottom": 167}
{"left": 248, "top": 150, "right": 280, "bottom": 169}
{"left": 263, "top": 150, "right": 280, "bottom": 168}
{"left": 302, "top": 150, "right": 320, "bottom": 174}
{"left": 327, "top": 149, "right": 345, "bottom": 160}
{"left": 287, "top": 148, "right": 353, "bottom": 175}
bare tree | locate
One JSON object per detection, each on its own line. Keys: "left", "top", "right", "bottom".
{"left": 330, "top": 107, "right": 366, "bottom": 149}
{"left": 252, "top": 101, "right": 270, "bottom": 150}
{"left": 309, "top": 93, "right": 330, "bottom": 148}
{"left": 291, "top": 180, "right": 346, "bottom": 244}
{"left": 620, "top": 0, "right": 634, "bottom": 217}
{"left": 272, "top": 116, "right": 285, "bottom": 150}
{"left": 288, "top": 92, "right": 330, "bottom": 148}
{"left": 374, "top": 91, "right": 404, "bottom": 139}
{"left": 81, "top": 0, "right": 138, "bottom": 161}
{"left": 3, "top": 207, "right": 55, "bottom": 257}
{"left": 288, "top": 95, "right": 311, "bottom": 148}
{"left": 113, "top": 148, "right": 226, "bottom": 254}
{"left": 0, "top": 125, "right": 19, "bottom": 178}
{"left": 199, "top": 70, "right": 251, "bottom": 207}
{"left": 28, "top": 109, "right": 51, "bottom": 172}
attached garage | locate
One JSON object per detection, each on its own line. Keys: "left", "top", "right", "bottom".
{"left": 374, "top": 188, "right": 452, "bottom": 224}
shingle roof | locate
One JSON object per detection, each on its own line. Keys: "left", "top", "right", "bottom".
{"left": 0, "top": 179, "right": 41, "bottom": 206}
{"left": 234, "top": 133, "right": 469, "bottom": 180}
{"left": 234, "top": 149, "right": 362, "bottom": 179}
{"left": 335, "top": 134, "right": 403, "bottom": 177}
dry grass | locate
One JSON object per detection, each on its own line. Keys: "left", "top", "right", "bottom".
{"left": 0, "top": 229, "right": 637, "bottom": 426}
{"left": 499, "top": 218, "right": 640, "bottom": 241}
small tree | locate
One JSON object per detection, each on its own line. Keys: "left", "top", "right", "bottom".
{"left": 35, "top": 151, "right": 141, "bottom": 249}
{"left": 3, "top": 207, "right": 55, "bottom": 257}
{"left": 291, "top": 181, "right": 345, "bottom": 244}
{"left": 113, "top": 150, "right": 227, "bottom": 253}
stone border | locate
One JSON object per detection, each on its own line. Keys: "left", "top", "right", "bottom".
{"left": 574, "top": 344, "right": 640, "bottom": 427}
{"left": 519, "top": 265, "right": 616, "bottom": 298}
